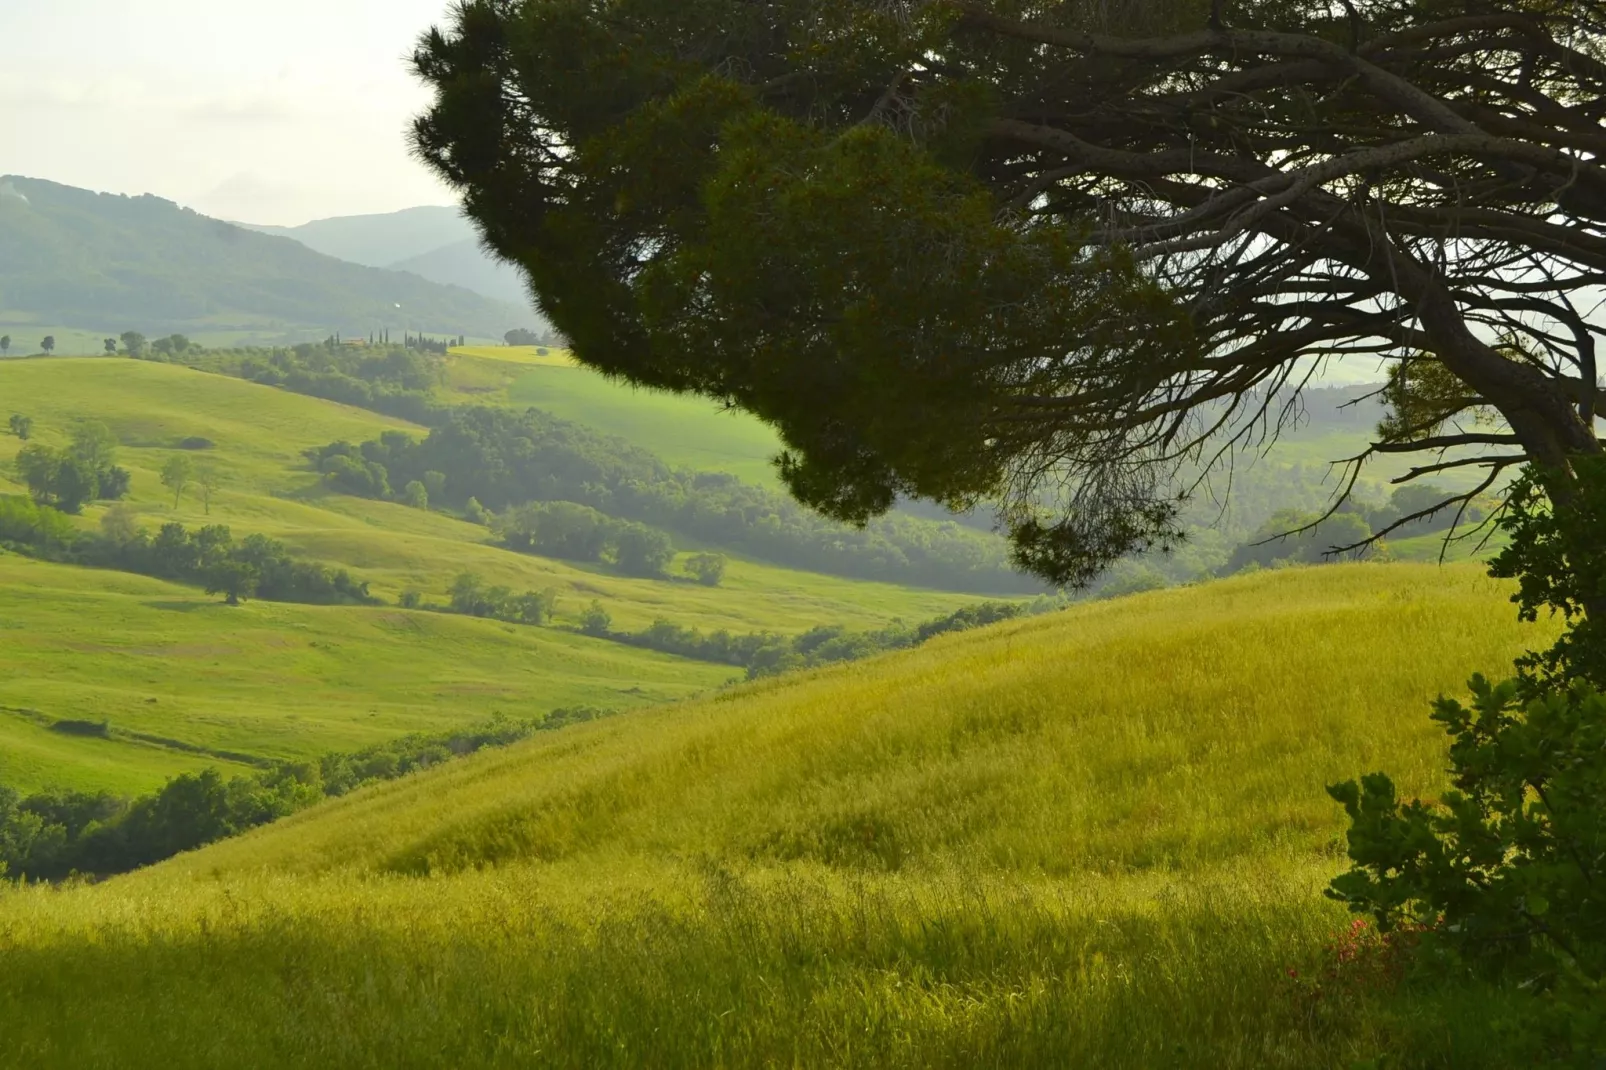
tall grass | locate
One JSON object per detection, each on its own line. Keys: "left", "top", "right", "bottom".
{"left": 0, "top": 564, "right": 1553, "bottom": 1066}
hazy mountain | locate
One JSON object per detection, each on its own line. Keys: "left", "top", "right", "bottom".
{"left": 240, "top": 205, "right": 543, "bottom": 322}
{"left": 241, "top": 205, "right": 472, "bottom": 268}
{"left": 0, "top": 177, "right": 527, "bottom": 338}
{"left": 390, "top": 238, "right": 533, "bottom": 307}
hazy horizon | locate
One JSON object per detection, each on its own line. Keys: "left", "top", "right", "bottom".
{"left": 0, "top": 0, "right": 462, "bottom": 226}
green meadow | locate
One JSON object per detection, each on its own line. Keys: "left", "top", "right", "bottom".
{"left": 0, "top": 554, "right": 730, "bottom": 794}
{"left": 447, "top": 346, "right": 787, "bottom": 485}
{"left": 0, "top": 357, "right": 1010, "bottom": 793}
{"left": 0, "top": 564, "right": 1558, "bottom": 1067}
{"left": 0, "top": 357, "right": 992, "bottom": 632}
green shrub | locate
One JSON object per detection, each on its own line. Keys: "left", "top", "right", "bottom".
{"left": 684, "top": 552, "right": 727, "bottom": 587}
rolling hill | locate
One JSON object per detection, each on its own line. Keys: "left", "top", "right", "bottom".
{"left": 240, "top": 206, "right": 472, "bottom": 268}
{"left": 0, "top": 178, "right": 528, "bottom": 342}
{"left": 0, "top": 563, "right": 1553, "bottom": 1067}
{"left": 0, "top": 357, "right": 1003, "bottom": 791}
{"left": 240, "top": 206, "right": 544, "bottom": 316}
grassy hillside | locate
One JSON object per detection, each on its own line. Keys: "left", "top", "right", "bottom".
{"left": 0, "top": 358, "right": 990, "bottom": 632}
{"left": 0, "top": 564, "right": 1556, "bottom": 1067}
{"left": 0, "top": 176, "right": 525, "bottom": 338}
{"left": 0, "top": 555, "right": 730, "bottom": 795}
{"left": 448, "top": 346, "right": 787, "bottom": 485}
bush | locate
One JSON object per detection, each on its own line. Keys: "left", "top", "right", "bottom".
{"left": 498, "top": 501, "right": 613, "bottom": 562}
{"left": 612, "top": 523, "right": 674, "bottom": 578}
{"left": 684, "top": 552, "right": 727, "bottom": 587}
{"left": 1326, "top": 459, "right": 1606, "bottom": 1061}
{"left": 1327, "top": 677, "right": 1606, "bottom": 1056}
{"left": 0, "top": 496, "right": 76, "bottom": 548}
{"left": 580, "top": 601, "right": 613, "bottom": 637}
{"left": 178, "top": 437, "right": 214, "bottom": 450}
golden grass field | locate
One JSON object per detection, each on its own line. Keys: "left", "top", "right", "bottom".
{"left": 0, "top": 563, "right": 1554, "bottom": 1067}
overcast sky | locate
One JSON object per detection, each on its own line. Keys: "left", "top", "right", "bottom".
{"left": 0, "top": 0, "right": 461, "bottom": 225}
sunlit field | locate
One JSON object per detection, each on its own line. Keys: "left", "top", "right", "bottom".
{"left": 0, "top": 564, "right": 1552, "bottom": 1067}
{"left": 0, "top": 358, "right": 994, "bottom": 632}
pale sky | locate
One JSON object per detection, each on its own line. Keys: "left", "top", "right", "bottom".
{"left": 0, "top": 0, "right": 462, "bottom": 225}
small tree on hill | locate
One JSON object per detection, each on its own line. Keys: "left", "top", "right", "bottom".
{"left": 204, "top": 558, "right": 258, "bottom": 606}
{"left": 16, "top": 445, "right": 99, "bottom": 513}
{"left": 580, "top": 601, "right": 612, "bottom": 638}
{"left": 104, "top": 338, "right": 117, "bottom": 355}
{"left": 611, "top": 523, "right": 675, "bottom": 578}
{"left": 7, "top": 414, "right": 30, "bottom": 441}
{"left": 684, "top": 552, "right": 727, "bottom": 588}
{"left": 195, "top": 466, "right": 219, "bottom": 515}
{"left": 39, "top": 337, "right": 53, "bottom": 355}
{"left": 160, "top": 455, "right": 195, "bottom": 509}
{"left": 119, "top": 332, "right": 146, "bottom": 358}
{"left": 0, "top": 336, "right": 10, "bottom": 356}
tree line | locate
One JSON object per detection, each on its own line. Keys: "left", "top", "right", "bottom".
{"left": 0, "top": 711, "right": 608, "bottom": 883}
{"left": 0, "top": 496, "right": 374, "bottom": 607}
{"left": 421, "top": 572, "right": 1048, "bottom": 680}
{"left": 312, "top": 407, "right": 1040, "bottom": 594}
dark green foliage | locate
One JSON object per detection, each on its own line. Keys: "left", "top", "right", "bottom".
{"left": 1327, "top": 678, "right": 1606, "bottom": 1057}
{"left": 407, "top": 0, "right": 1198, "bottom": 586}
{"left": 0, "top": 495, "right": 76, "bottom": 547}
{"left": 0, "top": 498, "right": 374, "bottom": 607}
{"left": 119, "top": 331, "right": 147, "bottom": 358}
{"left": 40, "top": 336, "right": 53, "bottom": 354}
{"left": 1328, "top": 460, "right": 1606, "bottom": 1061}
{"left": 1224, "top": 509, "right": 1373, "bottom": 573}
{"left": 402, "top": 480, "right": 430, "bottom": 510}
{"left": 169, "top": 341, "right": 450, "bottom": 427}
{"left": 497, "top": 500, "right": 616, "bottom": 562}
{"left": 320, "top": 451, "right": 392, "bottom": 498}
{"left": 318, "top": 408, "right": 1037, "bottom": 593}
{"left": 0, "top": 714, "right": 597, "bottom": 882}
{"left": 409, "top": 0, "right": 1606, "bottom": 600}
{"left": 0, "top": 335, "right": 9, "bottom": 355}
{"left": 13, "top": 421, "right": 131, "bottom": 512}
{"left": 148, "top": 334, "right": 190, "bottom": 358}
{"left": 1489, "top": 458, "right": 1606, "bottom": 693}
{"left": 177, "top": 436, "right": 214, "bottom": 451}
{"left": 15, "top": 445, "right": 115, "bottom": 513}
{"left": 580, "top": 600, "right": 612, "bottom": 637}
{"left": 1365, "top": 482, "right": 1487, "bottom": 542}
{"left": 449, "top": 572, "right": 556, "bottom": 624}
{"left": 504, "top": 328, "right": 544, "bottom": 346}
{"left": 1330, "top": 677, "right": 1606, "bottom": 979}
{"left": 605, "top": 599, "right": 1038, "bottom": 679}
{"left": 684, "top": 552, "right": 726, "bottom": 587}
{"left": 7, "top": 413, "right": 30, "bottom": 440}
{"left": 613, "top": 523, "right": 674, "bottom": 577}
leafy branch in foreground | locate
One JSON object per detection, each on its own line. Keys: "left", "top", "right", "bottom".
{"left": 1328, "top": 458, "right": 1606, "bottom": 1058}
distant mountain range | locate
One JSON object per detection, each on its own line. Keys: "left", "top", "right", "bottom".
{"left": 0, "top": 177, "right": 534, "bottom": 340}
{"left": 239, "top": 206, "right": 538, "bottom": 309}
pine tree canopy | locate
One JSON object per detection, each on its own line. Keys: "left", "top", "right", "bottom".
{"left": 412, "top": 0, "right": 1606, "bottom": 586}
